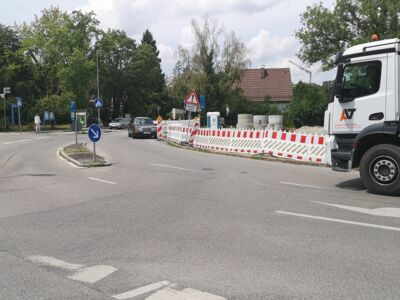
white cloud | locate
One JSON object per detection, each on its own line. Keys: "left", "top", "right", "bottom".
{"left": 158, "top": 44, "right": 176, "bottom": 74}
{"left": 247, "top": 30, "right": 297, "bottom": 66}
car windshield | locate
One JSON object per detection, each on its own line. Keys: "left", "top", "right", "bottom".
{"left": 136, "top": 118, "right": 153, "bottom": 125}
{"left": 113, "top": 118, "right": 123, "bottom": 122}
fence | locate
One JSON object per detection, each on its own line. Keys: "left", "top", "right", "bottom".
{"left": 162, "top": 122, "right": 328, "bottom": 164}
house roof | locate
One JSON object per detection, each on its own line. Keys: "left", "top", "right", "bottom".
{"left": 235, "top": 68, "right": 293, "bottom": 102}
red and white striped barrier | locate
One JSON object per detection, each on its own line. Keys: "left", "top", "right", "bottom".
{"left": 157, "top": 121, "right": 164, "bottom": 138}
{"left": 165, "top": 125, "right": 327, "bottom": 164}
{"left": 188, "top": 122, "right": 200, "bottom": 144}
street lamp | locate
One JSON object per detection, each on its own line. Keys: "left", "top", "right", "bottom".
{"left": 2, "top": 87, "right": 11, "bottom": 131}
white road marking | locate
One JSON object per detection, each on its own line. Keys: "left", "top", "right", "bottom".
{"left": 2, "top": 139, "right": 31, "bottom": 145}
{"left": 88, "top": 177, "right": 116, "bottom": 185}
{"left": 32, "top": 136, "right": 49, "bottom": 140}
{"left": 280, "top": 181, "right": 335, "bottom": 190}
{"left": 112, "top": 281, "right": 171, "bottom": 299}
{"left": 68, "top": 265, "right": 118, "bottom": 283}
{"left": 149, "top": 163, "right": 192, "bottom": 171}
{"left": 146, "top": 287, "right": 227, "bottom": 300}
{"left": 314, "top": 201, "right": 400, "bottom": 218}
{"left": 276, "top": 211, "right": 400, "bottom": 232}
{"left": 26, "top": 255, "right": 84, "bottom": 270}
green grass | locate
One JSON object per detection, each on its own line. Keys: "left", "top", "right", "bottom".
{"left": 63, "top": 144, "right": 90, "bottom": 154}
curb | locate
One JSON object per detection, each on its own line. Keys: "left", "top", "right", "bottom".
{"left": 58, "top": 146, "right": 111, "bottom": 168}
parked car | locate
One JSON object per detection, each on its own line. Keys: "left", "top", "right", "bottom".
{"left": 128, "top": 117, "right": 157, "bottom": 138}
{"left": 109, "top": 118, "right": 129, "bottom": 129}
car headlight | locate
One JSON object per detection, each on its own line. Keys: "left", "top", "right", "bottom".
{"left": 151, "top": 127, "right": 156, "bottom": 131}
{"left": 138, "top": 127, "right": 143, "bottom": 131}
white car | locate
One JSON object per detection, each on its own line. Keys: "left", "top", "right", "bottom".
{"left": 109, "top": 118, "right": 129, "bottom": 129}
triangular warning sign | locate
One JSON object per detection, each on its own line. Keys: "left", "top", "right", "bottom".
{"left": 184, "top": 89, "right": 199, "bottom": 106}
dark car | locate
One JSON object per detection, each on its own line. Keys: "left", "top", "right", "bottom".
{"left": 128, "top": 117, "right": 157, "bottom": 138}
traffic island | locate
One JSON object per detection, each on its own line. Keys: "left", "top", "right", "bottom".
{"left": 59, "top": 143, "right": 111, "bottom": 167}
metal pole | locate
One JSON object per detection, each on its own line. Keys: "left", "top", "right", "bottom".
{"left": 3, "top": 94, "right": 5, "bottom": 131}
{"left": 93, "top": 142, "right": 96, "bottom": 161}
{"left": 97, "top": 50, "right": 99, "bottom": 99}
{"left": 18, "top": 106, "right": 21, "bottom": 134}
{"left": 97, "top": 50, "right": 101, "bottom": 126}
{"left": 75, "top": 111, "right": 78, "bottom": 145}
{"left": 187, "top": 111, "right": 191, "bottom": 143}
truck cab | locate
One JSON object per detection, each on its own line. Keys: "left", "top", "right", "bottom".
{"left": 325, "top": 38, "right": 400, "bottom": 195}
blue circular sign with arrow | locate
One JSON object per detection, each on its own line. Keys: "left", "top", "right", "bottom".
{"left": 88, "top": 124, "right": 101, "bottom": 143}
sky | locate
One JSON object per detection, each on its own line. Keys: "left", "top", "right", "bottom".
{"left": 1, "top": 0, "right": 336, "bottom": 84}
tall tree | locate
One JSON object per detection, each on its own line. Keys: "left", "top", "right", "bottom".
{"left": 296, "top": 0, "right": 400, "bottom": 70}
{"left": 0, "top": 24, "right": 37, "bottom": 127}
{"left": 21, "top": 7, "right": 99, "bottom": 106}
{"left": 141, "top": 29, "right": 160, "bottom": 60}
{"left": 96, "top": 29, "right": 136, "bottom": 119}
{"left": 169, "top": 16, "right": 250, "bottom": 122}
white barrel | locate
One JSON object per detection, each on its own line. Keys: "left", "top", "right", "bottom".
{"left": 253, "top": 115, "right": 268, "bottom": 129}
{"left": 237, "top": 114, "right": 253, "bottom": 124}
{"left": 268, "top": 115, "right": 283, "bottom": 125}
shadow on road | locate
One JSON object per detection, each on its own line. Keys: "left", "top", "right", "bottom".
{"left": 335, "top": 178, "right": 366, "bottom": 191}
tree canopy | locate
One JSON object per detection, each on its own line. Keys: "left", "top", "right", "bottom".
{"left": 168, "top": 16, "right": 250, "bottom": 125}
{"left": 296, "top": 0, "right": 400, "bottom": 70}
{"left": 0, "top": 6, "right": 167, "bottom": 127}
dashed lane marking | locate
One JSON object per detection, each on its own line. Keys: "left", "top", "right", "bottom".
{"left": 149, "top": 163, "right": 196, "bottom": 172}
{"left": 88, "top": 177, "right": 117, "bottom": 185}
{"left": 280, "top": 181, "right": 335, "bottom": 190}
{"left": 313, "top": 201, "right": 400, "bottom": 218}
{"left": 112, "top": 281, "right": 171, "bottom": 299}
{"left": 68, "top": 265, "right": 118, "bottom": 283}
{"left": 2, "top": 139, "right": 32, "bottom": 145}
{"left": 26, "top": 255, "right": 84, "bottom": 270}
{"left": 276, "top": 211, "right": 400, "bottom": 232}
{"left": 146, "top": 287, "right": 227, "bottom": 300}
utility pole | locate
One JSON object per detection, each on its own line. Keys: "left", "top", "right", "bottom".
{"left": 96, "top": 50, "right": 101, "bottom": 125}
{"left": 288, "top": 60, "right": 312, "bottom": 83}
{"left": 2, "top": 87, "right": 11, "bottom": 131}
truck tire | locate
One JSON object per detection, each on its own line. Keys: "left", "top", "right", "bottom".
{"left": 359, "top": 144, "right": 400, "bottom": 196}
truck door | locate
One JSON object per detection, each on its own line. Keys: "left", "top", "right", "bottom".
{"left": 331, "top": 54, "right": 387, "bottom": 134}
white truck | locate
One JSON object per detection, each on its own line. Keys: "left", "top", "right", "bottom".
{"left": 325, "top": 38, "right": 400, "bottom": 195}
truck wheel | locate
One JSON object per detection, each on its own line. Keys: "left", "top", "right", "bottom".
{"left": 360, "top": 144, "right": 400, "bottom": 196}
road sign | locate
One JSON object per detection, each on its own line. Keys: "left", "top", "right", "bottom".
{"left": 88, "top": 124, "right": 101, "bottom": 143}
{"left": 200, "top": 95, "right": 206, "bottom": 111}
{"left": 185, "top": 103, "right": 198, "bottom": 113}
{"left": 16, "top": 97, "right": 22, "bottom": 107}
{"left": 70, "top": 101, "right": 76, "bottom": 113}
{"left": 95, "top": 98, "right": 103, "bottom": 108}
{"left": 184, "top": 89, "right": 200, "bottom": 106}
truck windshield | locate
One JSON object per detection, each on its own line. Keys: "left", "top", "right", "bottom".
{"left": 340, "top": 61, "right": 381, "bottom": 101}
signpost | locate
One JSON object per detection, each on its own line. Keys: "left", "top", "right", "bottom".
{"left": 16, "top": 97, "right": 22, "bottom": 134}
{"left": 95, "top": 98, "right": 103, "bottom": 125}
{"left": 88, "top": 124, "right": 101, "bottom": 161}
{"left": 184, "top": 90, "right": 200, "bottom": 143}
{"left": 2, "top": 87, "right": 11, "bottom": 131}
{"left": 70, "top": 100, "right": 77, "bottom": 144}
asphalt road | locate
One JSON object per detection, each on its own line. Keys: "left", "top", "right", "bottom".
{"left": 1, "top": 130, "right": 400, "bottom": 299}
